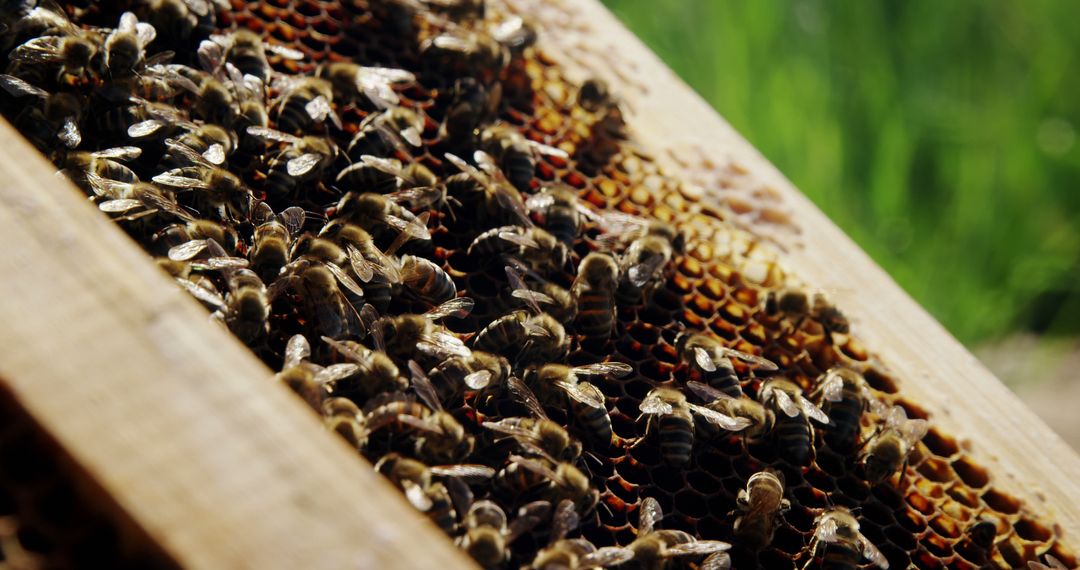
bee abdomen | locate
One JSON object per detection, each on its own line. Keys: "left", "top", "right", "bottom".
{"left": 658, "top": 415, "right": 694, "bottom": 466}
{"left": 775, "top": 416, "right": 812, "bottom": 466}
{"left": 574, "top": 293, "right": 615, "bottom": 342}
{"left": 824, "top": 396, "right": 864, "bottom": 453}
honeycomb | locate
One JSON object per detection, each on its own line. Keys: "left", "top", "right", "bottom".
{"left": 0, "top": 0, "right": 1073, "bottom": 568}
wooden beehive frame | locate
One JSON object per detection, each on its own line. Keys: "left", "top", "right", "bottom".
{"left": 0, "top": 0, "right": 1075, "bottom": 567}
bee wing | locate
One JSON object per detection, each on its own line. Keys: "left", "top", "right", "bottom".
{"left": 278, "top": 207, "right": 307, "bottom": 235}
{"left": 307, "top": 95, "right": 342, "bottom": 129}
{"left": 98, "top": 199, "right": 144, "bottom": 213}
{"left": 128, "top": 120, "right": 165, "bottom": 138}
{"left": 639, "top": 496, "right": 663, "bottom": 534}
{"left": 135, "top": 22, "right": 157, "bottom": 48}
{"left": 507, "top": 501, "right": 550, "bottom": 543}
{"left": 699, "top": 552, "right": 732, "bottom": 570}
{"left": 821, "top": 372, "right": 845, "bottom": 402}
{"left": 572, "top": 362, "right": 634, "bottom": 379}
{"left": 639, "top": 393, "right": 673, "bottom": 416}
{"left": 325, "top": 262, "right": 365, "bottom": 299}
{"left": 385, "top": 211, "right": 431, "bottom": 241}
{"left": 693, "top": 346, "right": 718, "bottom": 372}
{"left": 168, "top": 239, "right": 210, "bottom": 261}
{"left": 264, "top": 42, "right": 305, "bottom": 61}
{"left": 345, "top": 246, "right": 376, "bottom": 283}
{"left": 463, "top": 369, "right": 492, "bottom": 390}
{"left": 815, "top": 516, "right": 840, "bottom": 542}
{"left": 798, "top": 396, "right": 830, "bottom": 424}
{"left": 504, "top": 264, "right": 543, "bottom": 314}
{"left": 482, "top": 419, "right": 538, "bottom": 441}
{"left": 901, "top": 418, "right": 930, "bottom": 445}
{"left": 197, "top": 39, "right": 224, "bottom": 73}
{"left": 857, "top": 534, "right": 889, "bottom": 569}
{"left": 250, "top": 200, "right": 274, "bottom": 225}
{"left": 284, "top": 334, "right": 311, "bottom": 369}
{"left": 245, "top": 126, "right": 302, "bottom": 145}
{"left": 494, "top": 186, "right": 532, "bottom": 227}
{"left": 287, "top": 153, "right": 321, "bottom": 177}
{"left": 688, "top": 404, "right": 752, "bottom": 431}
{"left": 0, "top": 74, "right": 49, "bottom": 98}
{"left": 525, "top": 192, "right": 554, "bottom": 211}
{"left": 364, "top": 66, "right": 415, "bottom": 84}
{"left": 93, "top": 146, "right": 143, "bottom": 161}
{"left": 408, "top": 360, "right": 443, "bottom": 412}
{"left": 191, "top": 256, "right": 249, "bottom": 271}
{"left": 359, "top": 154, "right": 406, "bottom": 177}
{"left": 418, "top": 331, "right": 471, "bottom": 359}
{"left": 720, "top": 347, "right": 779, "bottom": 371}
{"left": 10, "top": 36, "right": 65, "bottom": 64}
{"left": 557, "top": 381, "right": 606, "bottom": 410}
{"left": 581, "top": 547, "right": 636, "bottom": 568}
{"left": 314, "top": 363, "right": 359, "bottom": 385}
{"left": 771, "top": 389, "right": 801, "bottom": 418}
{"left": 512, "top": 289, "right": 555, "bottom": 312}
{"left": 627, "top": 257, "right": 663, "bottom": 288}
{"left": 202, "top": 143, "right": 226, "bottom": 165}
{"left": 401, "top": 480, "right": 433, "bottom": 512}
{"left": 320, "top": 336, "right": 369, "bottom": 365}
{"left": 183, "top": 0, "right": 211, "bottom": 17}
{"left": 174, "top": 277, "right": 225, "bottom": 309}
{"left": 666, "top": 541, "right": 732, "bottom": 557}
{"left": 387, "top": 186, "right": 438, "bottom": 209}
{"left": 429, "top": 464, "right": 496, "bottom": 483}
{"left": 164, "top": 138, "right": 215, "bottom": 168}
{"left": 507, "top": 376, "right": 549, "bottom": 420}
{"left": 686, "top": 380, "right": 732, "bottom": 402}
{"left": 550, "top": 499, "right": 579, "bottom": 542}
{"left": 508, "top": 455, "right": 559, "bottom": 479}
{"left": 399, "top": 125, "right": 423, "bottom": 147}
{"left": 525, "top": 139, "right": 569, "bottom": 159}
{"left": 153, "top": 172, "right": 208, "bottom": 189}
{"left": 425, "top": 297, "right": 474, "bottom": 320}
{"left": 498, "top": 230, "right": 539, "bottom": 250}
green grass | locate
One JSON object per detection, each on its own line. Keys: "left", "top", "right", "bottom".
{"left": 601, "top": 0, "right": 1080, "bottom": 345}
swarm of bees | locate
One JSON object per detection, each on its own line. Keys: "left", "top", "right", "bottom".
{"left": 0, "top": 0, "right": 1072, "bottom": 569}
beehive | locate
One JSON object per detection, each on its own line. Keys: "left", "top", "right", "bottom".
{"left": 0, "top": 0, "right": 1077, "bottom": 569}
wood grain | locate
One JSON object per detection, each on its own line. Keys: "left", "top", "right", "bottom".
{"left": 0, "top": 117, "right": 473, "bottom": 569}
{"left": 518, "top": 0, "right": 1080, "bottom": 542}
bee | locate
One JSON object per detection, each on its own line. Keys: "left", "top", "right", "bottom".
{"left": 637, "top": 387, "right": 750, "bottom": 467}
{"left": 572, "top": 252, "right": 619, "bottom": 343}
{"left": 103, "top": 12, "right": 157, "bottom": 77}
{"left": 469, "top": 225, "right": 568, "bottom": 275}
{"left": 56, "top": 145, "right": 142, "bottom": 189}
{"left": 268, "top": 259, "right": 366, "bottom": 339}
{"left": 733, "top": 469, "right": 790, "bottom": 552}
{"left": 89, "top": 178, "right": 192, "bottom": 227}
{"left": 958, "top": 518, "right": 996, "bottom": 568}
{"left": 403, "top": 361, "right": 477, "bottom": 463}
{"left": 399, "top": 254, "right": 457, "bottom": 305}
{"left": 374, "top": 453, "right": 496, "bottom": 535}
{"left": 319, "top": 220, "right": 398, "bottom": 313}
{"left": 344, "top": 155, "right": 439, "bottom": 200}
{"left": 456, "top": 499, "right": 548, "bottom": 569}
{"left": 685, "top": 381, "right": 774, "bottom": 441}
{"left": 372, "top": 310, "right": 472, "bottom": 367}
{"left": 152, "top": 141, "right": 252, "bottom": 221}
{"left": 575, "top": 78, "right": 628, "bottom": 166}
{"left": 485, "top": 376, "right": 583, "bottom": 462}
{"left": 215, "top": 268, "right": 270, "bottom": 344}
{"left": 154, "top": 218, "right": 239, "bottom": 257}
{"left": 0, "top": 75, "right": 83, "bottom": 149}
{"left": 199, "top": 29, "right": 304, "bottom": 82}
{"left": 616, "top": 234, "right": 673, "bottom": 307}
{"left": 167, "top": 124, "right": 235, "bottom": 168}
{"left": 496, "top": 454, "right": 598, "bottom": 515}
{"left": 440, "top": 77, "right": 500, "bottom": 149}
{"left": 675, "top": 332, "right": 778, "bottom": 398}
{"left": 813, "top": 368, "right": 882, "bottom": 453}
{"left": 319, "top": 336, "right": 406, "bottom": 402}
{"left": 577, "top": 77, "right": 613, "bottom": 114}
{"left": 525, "top": 185, "right": 585, "bottom": 246}
{"left": 345, "top": 107, "right": 424, "bottom": 161}
{"left": 190, "top": 74, "right": 237, "bottom": 127}
{"left": 332, "top": 192, "right": 431, "bottom": 252}
{"left": 427, "top": 350, "right": 511, "bottom": 408}
{"left": 504, "top": 260, "right": 577, "bottom": 322}
{"left": 766, "top": 289, "right": 850, "bottom": 342}
{"left": 246, "top": 126, "right": 338, "bottom": 202}
{"left": 141, "top": 0, "right": 219, "bottom": 48}
{"left": 528, "top": 500, "right": 634, "bottom": 570}
{"left": 323, "top": 397, "right": 368, "bottom": 451}
{"left": 8, "top": 4, "right": 98, "bottom": 80}
{"left": 420, "top": 27, "right": 508, "bottom": 83}
{"left": 521, "top": 364, "right": 630, "bottom": 447}
{"left": 479, "top": 123, "right": 568, "bottom": 192}
{"left": 249, "top": 201, "right": 305, "bottom": 281}
{"left": 317, "top": 61, "right": 415, "bottom": 109}
{"left": 859, "top": 404, "right": 929, "bottom": 485}
{"left": 446, "top": 151, "right": 533, "bottom": 229}
{"left": 272, "top": 76, "right": 340, "bottom": 133}
{"left": 275, "top": 334, "right": 328, "bottom": 413}
{"left": 472, "top": 310, "right": 569, "bottom": 366}
{"left": 626, "top": 496, "right": 732, "bottom": 570}
{"left": 758, "top": 378, "right": 830, "bottom": 466}
{"left": 800, "top": 508, "right": 888, "bottom": 570}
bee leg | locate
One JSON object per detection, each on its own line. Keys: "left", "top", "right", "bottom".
{"left": 797, "top": 536, "right": 821, "bottom": 570}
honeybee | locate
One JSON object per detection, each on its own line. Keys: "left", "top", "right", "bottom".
{"left": 268, "top": 259, "right": 365, "bottom": 339}
{"left": 456, "top": 499, "right": 548, "bottom": 569}
{"left": 626, "top": 496, "right": 732, "bottom": 570}
{"left": 372, "top": 312, "right": 471, "bottom": 367}
{"left": 56, "top": 145, "right": 142, "bottom": 188}
{"left": 275, "top": 334, "right": 327, "bottom": 412}
{"left": 141, "top": 0, "right": 219, "bottom": 48}
{"left": 90, "top": 178, "right": 192, "bottom": 226}
{"left": 574, "top": 78, "right": 628, "bottom": 166}
{"left": 766, "top": 289, "right": 850, "bottom": 342}
{"left": 249, "top": 201, "right": 305, "bottom": 282}
{"left": 1029, "top": 555, "right": 1069, "bottom": 570}
{"left": 323, "top": 399, "right": 368, "bottom": 451}
{"left": 271, "top": 76, "right": 340, "bottom": 133}
{"left": 528, "top": 500, "right": 634, "bottom": 570}
{"left": 800, "top": 508, "right": 888, "bottom": 570}
{"left": 577, "top": 77, "right": 613, "bottom": 114}
{"left": 374, "top": 452, "right": 495, "bottom": 534}
{"left": 0, "top": 74, "right": 82, "bottom": 149}
{"left": 153, "top": 153, "right": 252, "bottom": 221}
{"left": 446, "top": 151, "right": 532, "bottom": 228}
{"left": 345, "top": 107, "right": 424, "bottom": 161}
{"left": 522, "top": 364, "right": 629, "bottom": 446}
{"left": 420, "top": 27, "right": 508, "bottom": 83}
{"left": 469, "top": 225, "right": 568, "bottom": 275}
{"left": 199, "top": 29, "right": 304, "bottom": 82}
{"left": 440, "top": 77, "right": 500, "bottom": 149}
{"left": 246, "top": 126, "right": 338, "bottom": 201}
{"left": 332, "top": 192, "right": 431, "bottom": 251}
{"left": 484, "top": 376, "right": 583, "bottom": 462}
{"left": 525, "top": 185, "right": 585, "bottom": 245}
{"left": 813, "top": 368, "right": 882, "bottom": 453}
{"left": 425, "top": 350, "right": 510, "bottom": 408}
{"left": 167, "top": 124, "right": 235, "bottom": 168}
{"left": 759, "top": 378, "right": 830, "bottom": 466}
{"left": 350, "top": 154, "right": 439, "bottom": 198}
{"left": 319, "top": 220, "right": 397, "bottom": 312}
{"left": 685, "top": 381, "right": 774, "bottom": 441}
{"left": 319, "top": 336, "right": 406, "bottom": 402}
{"left": 479, "top": 123, "right": 568, "bottom": 192}
{"left": 399, "top": 254, "right": 457, "bottom": 305}
{"left": 103, "top": 12, "right": 157, "bottom": 77}
{"left": 859, "top": 404, "right": 929, "bottom": 485}
{"left": 675, "top": 332, "right": 777, "bottom": 398}
{"left": 496, "top": 454, "right": 598, "bottom": 515}
{"left": 959, "top": 518, "right": 996, "bottom": 568}
{"left": 572, "top": 252, "right": 619, "bottom": 343}
{"left": 317, "top": 61, "right": 415, "bottom": 109}
{"left": 403, "top": 361, "right": 477, "bottom": 463}
{"left": 472, "top": 310, "right": 569, "bottom": 366}
{"left": 733, "top": 469, "right": 790, "bottom": 552}
{"left": 616, "top": 234, "right": 673, "bottom": 307}
{"left": 154, "top": 217, "right": 239, "bottom": 257}
{"left": 216, "top": 268, "right": 270, "bottom": 344}
{"left": 637, "top": 387, "right": 750, "bottom": 467}
{"left": 504, "top": 260, "right": 577, "bottom": 322}
{"left": 8, "top": 4, "right": 98, "bottom": 80}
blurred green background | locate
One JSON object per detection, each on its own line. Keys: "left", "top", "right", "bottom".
{"left": 601, "top": 0, "right": 1080, "bottom": 349}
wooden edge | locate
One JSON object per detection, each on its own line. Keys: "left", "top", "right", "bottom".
{"left": 519, "top": 0, "right": 1080, "bottom": 541}
{"left": 0, "top": 117, "right": 474, "bottom": 569}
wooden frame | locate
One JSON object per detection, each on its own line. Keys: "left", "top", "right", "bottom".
{"left": 0, "top": 0, "right": 1075, "bottom": 566}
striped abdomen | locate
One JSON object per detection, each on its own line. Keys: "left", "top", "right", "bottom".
{"left": 774, "top": 415, "right": 812, "bottom": 466}
{"left": 824, "top": 390, "right": 865, "bottom": 453}
{"left": 657, "top": 412, "right": 695, "bottom": 467}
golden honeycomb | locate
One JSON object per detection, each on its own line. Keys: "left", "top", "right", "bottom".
{"left": 0, "top": 0, "right": 1073, "bottom": 569}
